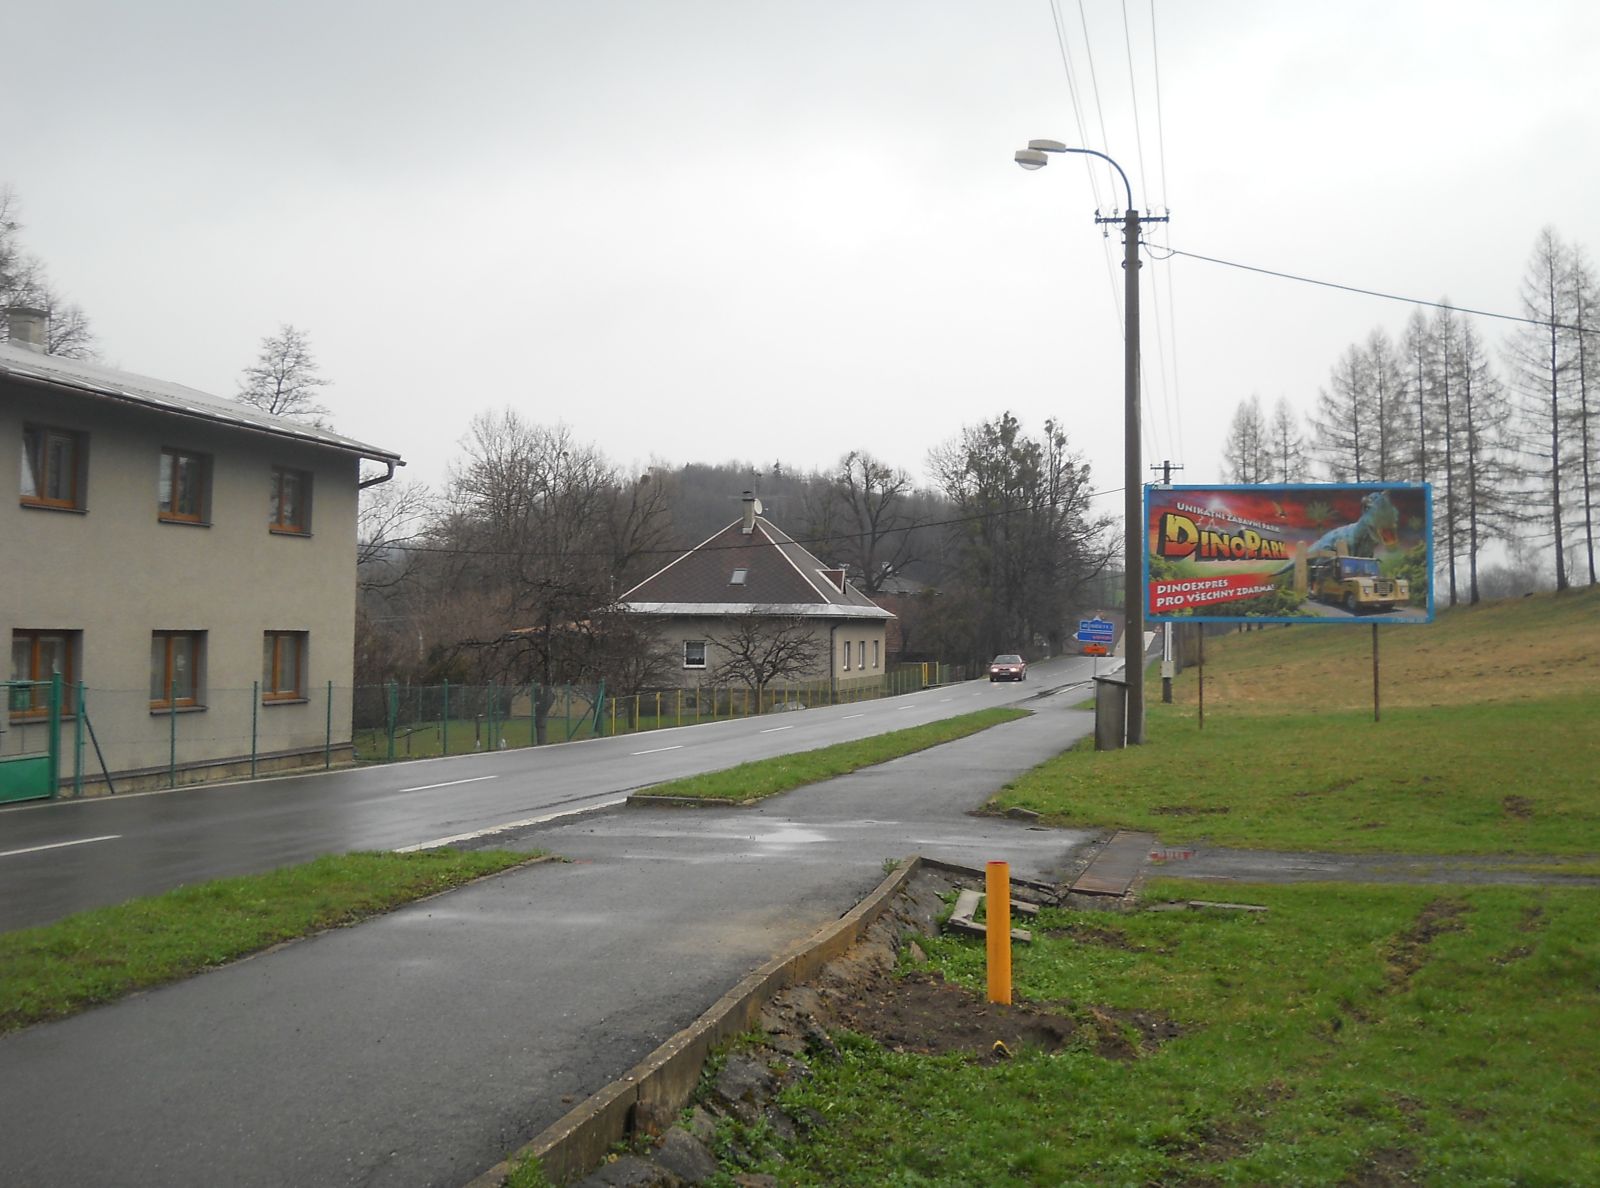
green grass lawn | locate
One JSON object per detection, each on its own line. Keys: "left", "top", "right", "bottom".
{"left": 989, "top": 693, "right": 1600, "bottom": 855}
{"left": 737, "top": 879, "right": 1600, "bottom": 1186}
{"left": 0, "top": 849, "right": 535, "bottom": 1034}
{"left": 633, "top": 708, "right": 1030, "bottom": 803}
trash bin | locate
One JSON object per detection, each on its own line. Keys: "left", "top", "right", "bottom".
{"left": 1093, "top": 674, "right": 1127, "bottom": 751}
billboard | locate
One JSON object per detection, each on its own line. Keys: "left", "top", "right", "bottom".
{"left": 1144, "top": 484, "right": 1433, "bottom": 624}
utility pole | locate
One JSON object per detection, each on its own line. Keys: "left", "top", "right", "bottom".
{"left": 1150, "top": 460, "right": 1184, "bottom": 704}
{"left": 1015, "top": 139, "right": 1166, "bottom": 745}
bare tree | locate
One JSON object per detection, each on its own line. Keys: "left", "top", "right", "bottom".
{"left": 431, "top": 411, "right": 675, "bottom": 741}
{"left": 805, "top": 450, "right": 920, "bottom": 591}
{"left": 357, "top": 478, "right": 433, "bottom": 593}
{"left": 238, "top": 324, "right": 332, "bottom": 425}
{"left": 1311, "top": 345, "right": 1374, "bottom": 481}
{"left": 1503, "top": 227, "right": 1575, "bottom": 590}
{"left": 1268, "top": 397, "right": 1308, "bottom": 481}
{"left": 0, "top": 185, "right": 97, "bottom": 359}
{"left": 1221, "top": 395, "right": 1271, "bottom": 483}
{"left": 707, "top": 616, "right": 826, "bottom": 709}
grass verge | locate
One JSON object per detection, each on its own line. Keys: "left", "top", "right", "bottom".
{"left": 0, "top": 848, "right": 535, "bottom": 1035}
{"left": 745, "top": 880, "right": 1600, "bottom": 1185}
{"left": 631, "top": 707, "right": 1030, "bottom": 803}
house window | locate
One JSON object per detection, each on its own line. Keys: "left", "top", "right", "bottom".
{"left": 269, "top": 466, "right": 311, "bottom": 534}
{"left": 263, "top": 631, "right": 308, "bottom": 701}
{"left": 20, "top": 425, "right": 86, "bottom": 511}
{"left": 859, "top": 640, "right": 866, "bottom": 670}
{"left": 683, "top": 640, "right": 707, "bottom": 669}
{"left": 159, "top": 448, "right": 210, "bottom": 524}
{"left": 150, "top": 631, "right": 204, "bottom": 709}
{"left": 729, "top": 568, "right": 748, "bottom": 585}
{"left": 873, "top": 640, "right": 880, "bottom": 669}
{"left": 9, "top": 630, "right": 78, "bottom": 718}
{"left": 843, "top": 640, "right": 852, "bottom": 671}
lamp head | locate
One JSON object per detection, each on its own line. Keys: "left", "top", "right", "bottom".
{"left": 1014, "top": 148, "right": 1048, "bottom": 171}
{"left": 1027, "top": 139, "right": 1068, "bottom": 153}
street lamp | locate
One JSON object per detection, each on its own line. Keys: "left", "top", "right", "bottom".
{"left": 1015, "top": 139, "right": 1163, "bottom": 745}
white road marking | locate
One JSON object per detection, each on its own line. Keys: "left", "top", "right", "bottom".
{"left": 1, "top": 834, "right": 121, "bottom": 859}
{"left": 759, "top": 725, "right": 793, "bottom": 733}
{"left": 842, "top": 713, "right": 864, "bottom": 719}
{"left": 395, "top": 799, "right": 628, "bottom": 851}
{"left": 939, "top": 698, "right": 952, "bottom": 703}
{"left": 400, "top": 775, "right": 499, "bottom": 793}
{"left": 632, "top": 745, "right": 684, "bottom": 755}
{"left": 898, "top": 705, "right": 917, "bottom": 710}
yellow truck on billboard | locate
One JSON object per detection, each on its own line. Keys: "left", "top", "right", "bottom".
{"left": 1307, "top": 555, "right": 1410, "bottom": 614}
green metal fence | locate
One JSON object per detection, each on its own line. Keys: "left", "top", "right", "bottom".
{"left": 2, "top": 662, "right": 972, "bottom": 795}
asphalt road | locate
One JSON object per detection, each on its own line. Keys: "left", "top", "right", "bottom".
{"left": 0, "top": 657, "right": 1103, "bottom": 932}
{"left": 0, "top": 672, "right": 1101, "bottom": 1188}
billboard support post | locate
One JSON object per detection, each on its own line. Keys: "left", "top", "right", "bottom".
{"left": 1372, "top": 624, "right": 1381, "bottom": 723}
{"left": 1197, "top": 627, "right": 1205, "bottom": 731}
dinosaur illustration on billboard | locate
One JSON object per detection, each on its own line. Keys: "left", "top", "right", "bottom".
{"left": 1145, "top": 484, "right": 1432, "bottom": 624}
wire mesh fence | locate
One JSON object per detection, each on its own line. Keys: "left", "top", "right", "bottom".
{"left": 4, "top": 662, "right": 969, "bottom": 796}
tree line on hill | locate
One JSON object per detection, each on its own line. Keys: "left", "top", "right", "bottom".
{"left": 354, "top": 409, "right": 1116, "bottom": 692}
{"left": 1220, "top": 226, "right": 1600, "bottom": 604}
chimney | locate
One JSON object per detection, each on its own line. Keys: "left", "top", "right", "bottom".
{"left": 741, "top": 490, "right": 756, "bottom": 535}
{"left": 5, "top": 306, "right": 48, "bottom": 352}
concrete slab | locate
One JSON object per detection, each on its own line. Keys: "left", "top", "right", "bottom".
{"left": 1069, "top": 829, "right": 1158, "bottom": 896}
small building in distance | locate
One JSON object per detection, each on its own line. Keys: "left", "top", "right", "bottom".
{"left": 616, "top": 492, "right": 893, "bottom": 693}
{"left": 2, "top": 310, "right": 400, "bottom": 797}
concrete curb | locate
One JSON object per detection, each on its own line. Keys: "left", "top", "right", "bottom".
{"left": 462, "top": 855, "right": 927, "bottom": 1188}
{"left": 625, "top": 793, "right": 758, "bottom": 808}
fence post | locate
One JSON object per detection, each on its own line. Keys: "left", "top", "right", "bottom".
{"left": 251, "top": 680, "right": 259, "bottom": 779}
{"left": 325, "top": 680, "right": 333, "bottom": 769}
{"left": 387, "top": 681, "right": 398, "bottom": 762}
{"left": 73, "top": 681, "right": 85, "bottom": 798}
{"left": 489, "top": 680, "right": 498, "bottom": 749}
{"left": 655, "top": 690, "right": 662, "bottom": 729}
{"left": 47, "top": 673, "right": 62, "bottom": 798}
{"left": 169, "top": 677, "right": 178, "bottom": 788}
{"left": 442, "top": 680, "right": 450, "bottom": 756}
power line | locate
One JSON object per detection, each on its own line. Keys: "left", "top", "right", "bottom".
{"left": 1157, "top": 245, "right": 1600, "bottom": 336}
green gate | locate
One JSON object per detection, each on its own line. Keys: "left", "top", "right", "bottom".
{"left": 1, "top": 675, "right": 61, "bottom": 804}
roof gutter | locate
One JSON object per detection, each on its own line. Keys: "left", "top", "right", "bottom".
{"left": 358, "top": 458, "right": 399, "bottom": 489}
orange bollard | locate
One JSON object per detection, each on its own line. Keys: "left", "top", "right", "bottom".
{"left": 986, "top": 860, "right": 1012, "bottom": 1004}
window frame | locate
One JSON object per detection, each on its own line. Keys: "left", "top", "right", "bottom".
{"left": 20, "top": 424, "right": 86, "bottom": 511}
{"left": 843, "top": 640, "right": 852, "bottom": 672}
{"left": 683, "top": 639, "right": 707, "bottom": 670}
{"left": 269, "top": 465, "right": 313, "bottom": 535}
{"left": 150, "top": 630, "right": 204, "bottom": 710}
{"left": 872, "top": 639, "right": 880, "bottom": 669}
{"left": 9, "top": 629, "right": 79, "bottom": 719}
{"left": 159, "top": 447, "right": 211, "bottom": 525}
{"left": 262, "top": 631, "right": 308, "bottom": 702}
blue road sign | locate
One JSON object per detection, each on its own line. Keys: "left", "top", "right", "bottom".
{"left": 1077, "top": 618, "right": 1115, "bottom": 643}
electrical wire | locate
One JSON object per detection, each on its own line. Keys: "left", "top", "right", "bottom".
{"left": 1155, "top": 245, "right": 1600, "bottom": 336}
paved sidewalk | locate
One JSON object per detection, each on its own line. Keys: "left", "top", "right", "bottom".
{"left": 0, "top": 689, "right": 1099, "bottom": 1188}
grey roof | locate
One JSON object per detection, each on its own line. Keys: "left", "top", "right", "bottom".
{"left": 619, "top": 516, "right": 892, "bottom": 620}
{"left": 0, "top": 342, "right": 401, "bottom": 464}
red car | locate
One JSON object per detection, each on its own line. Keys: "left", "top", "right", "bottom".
{"left": 988, "top": 654, "right": 1027, "bottom": 682}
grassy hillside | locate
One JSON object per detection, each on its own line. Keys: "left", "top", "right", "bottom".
{"left": 994, "top": 587, "right": 1600, "bottom": 854}
{"left": 1169, "top": 584, "right": 1600, "bottom": 712}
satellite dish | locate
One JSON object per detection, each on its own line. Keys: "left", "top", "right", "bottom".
{"left": 753, "top": 497, "right": 763, "bottom": 516}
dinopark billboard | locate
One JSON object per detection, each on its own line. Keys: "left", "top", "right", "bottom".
{"left": 1144, "top": 484, "right": 1434, "bottom": 624}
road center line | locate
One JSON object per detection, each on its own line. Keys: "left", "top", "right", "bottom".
{"left": 632, "top": 745, "right": 685, "bottom": 755}
{"left": 400, "top": 775, "right": 498, "bottom": 793}
{"left": 1, "top": 834, "right": 121, "bottom": 859}
{"left": 759, "top": 725, "right": 792, "bottom": 733}
{"left": 842, "top": 713, "right": 864, "bottom": 719}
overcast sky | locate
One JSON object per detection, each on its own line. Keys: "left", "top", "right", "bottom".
{"left": 8, "top": 0, "right": 1598, "bottom": 514}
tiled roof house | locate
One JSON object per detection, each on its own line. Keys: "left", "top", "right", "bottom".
{"left": 617, "top": 493, "right": 893, "bottom": 689}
